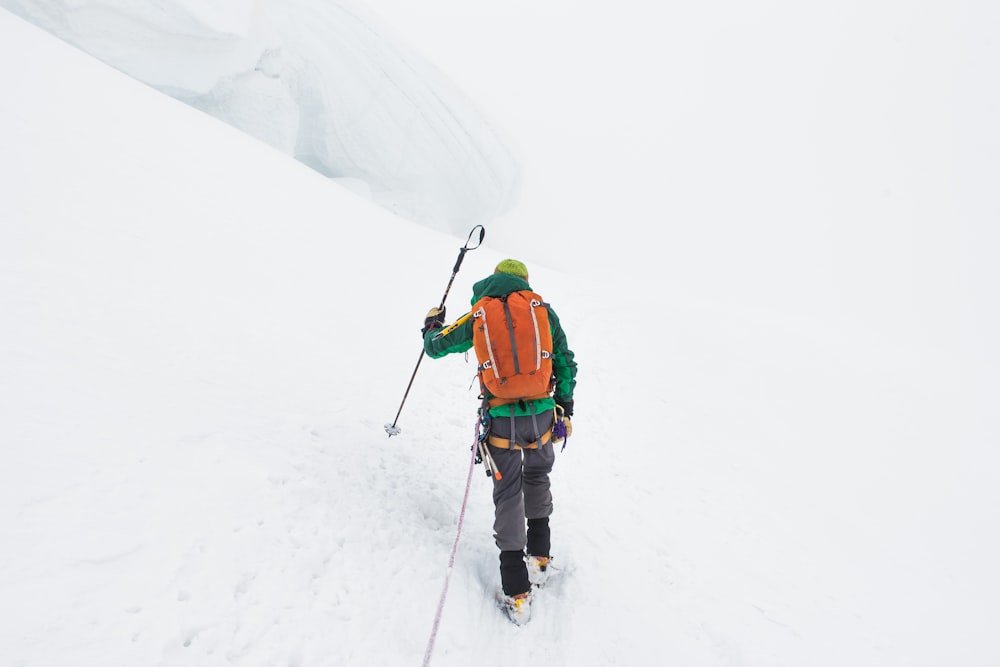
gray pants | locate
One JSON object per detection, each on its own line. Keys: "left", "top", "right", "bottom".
{"left": 488, "top": 412, "right": 556, "bottom": 552}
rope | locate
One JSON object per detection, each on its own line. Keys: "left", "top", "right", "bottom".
{"left": 422, "top": 422, "right": 480, "bottom": 667}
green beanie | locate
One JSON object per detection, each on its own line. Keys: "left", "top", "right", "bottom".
{"left": 495, "top": 259, "right": 529, "bottom": 280}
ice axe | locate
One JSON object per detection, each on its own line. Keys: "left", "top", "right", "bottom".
{"left": 385, "top": 225, "right": 485, "bottom": 437}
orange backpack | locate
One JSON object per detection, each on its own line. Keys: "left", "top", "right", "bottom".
{"left": 471, "top": 290, "right": 554, "bottom": 404}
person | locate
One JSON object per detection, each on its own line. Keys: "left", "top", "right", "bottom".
{"left": 421, "top": 258, "right": 577, "bottom": 624}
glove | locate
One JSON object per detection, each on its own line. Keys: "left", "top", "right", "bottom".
{"left": 555, "top": 398, "right": 574, "bottom": 418}
{"left": 421, "top": 306, "right": 446, "bottom": 335}
{"left": 553, "top": 403, "right": 573, "bottom": 444}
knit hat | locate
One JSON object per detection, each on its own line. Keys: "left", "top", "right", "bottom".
{"left": 494, "top": 259, "right": 529, "bottom": 280}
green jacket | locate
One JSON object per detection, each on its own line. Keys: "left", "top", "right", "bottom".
{"left": 423, "top": 272, "right": 577, "bottom": 417}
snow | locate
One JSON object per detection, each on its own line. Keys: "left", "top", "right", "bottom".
{"left": 2, "top": 2, "right": 999, "bottom": 666}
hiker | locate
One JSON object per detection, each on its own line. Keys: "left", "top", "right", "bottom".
{"left": 421, "top": 258, "right": 577, "bottom": 624}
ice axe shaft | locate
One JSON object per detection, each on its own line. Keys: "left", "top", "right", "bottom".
{"left": 433, "top": 309, "right": 474, "bottom": 340}
{"left": 385, "top": 225, "right": 485, "bottom": 437}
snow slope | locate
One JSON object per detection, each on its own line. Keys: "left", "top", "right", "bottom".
{"left": 3, "top": 3, "right": 999, "bottom": 667}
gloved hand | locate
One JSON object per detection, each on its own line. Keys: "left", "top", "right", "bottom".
{"left": 553, "top": 402, "right": 573, "bottom": 442}
{"left": 555, "top": 398, "right": 574, "bottom": 418}
{"left": 421, "top": 306, "right": 446, "bottom": 335}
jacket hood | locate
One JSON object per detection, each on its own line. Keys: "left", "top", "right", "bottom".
{"left": 471, "top": 272, "right": 532, "bottom": 303}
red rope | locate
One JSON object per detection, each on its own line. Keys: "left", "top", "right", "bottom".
{"left": 422, "top": 423, "right": 480, "bottom": 666}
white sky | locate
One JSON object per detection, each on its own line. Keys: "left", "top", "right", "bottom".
{"left": 1, "top": 2, "right": 998, "bottom": 665}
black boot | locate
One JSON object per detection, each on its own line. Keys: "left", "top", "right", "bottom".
{"left": 499, "top": 550, "right": 530, "bottom": 596}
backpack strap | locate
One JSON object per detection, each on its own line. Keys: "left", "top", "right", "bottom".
{"left": 509, "top": 404, "right": 516, "bottom": 449}
{"left": 528, "top": 297, "right": 552, "bottom": 371}
{"left": 529, "top": 401, "right": 541, "bottom": 443}
{"left": 499, "top": 296, "right": 522, "bottom": 376}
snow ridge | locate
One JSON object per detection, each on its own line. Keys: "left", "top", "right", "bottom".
{"left": 1, "top": 0, "right": 521, "bottom": 235}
